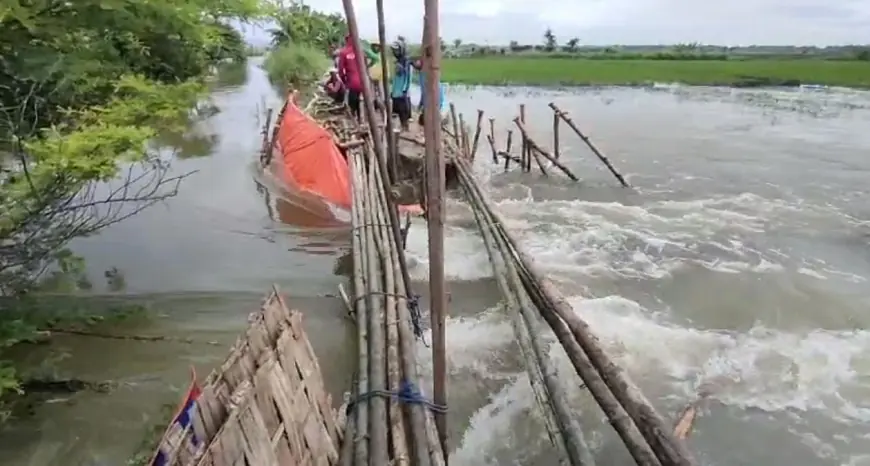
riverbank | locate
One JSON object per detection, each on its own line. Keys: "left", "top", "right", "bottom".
{"left": 440, "top": 58, "right": 870, "bottom": 88}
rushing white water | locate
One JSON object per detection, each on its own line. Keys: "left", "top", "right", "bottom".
{"left": 400, "top": 84, "right": 870, "bottom": 465}
{"left": 3, "top": 63, "right": 869, "bottom": 466}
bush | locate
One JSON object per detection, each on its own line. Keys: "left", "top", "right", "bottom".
{"left": 263, "top": 43, "right": 330, "bottom": 90}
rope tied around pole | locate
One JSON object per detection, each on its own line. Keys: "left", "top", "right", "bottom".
{"left": 351, "top": 291, "right": 428, "bottom": 345}
{"left": 346, "top": 379, "right": 447, "bottom": 415}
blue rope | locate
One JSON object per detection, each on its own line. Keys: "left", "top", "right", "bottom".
{"left": 346, "top": 379, "right": 447, "bottom": 415}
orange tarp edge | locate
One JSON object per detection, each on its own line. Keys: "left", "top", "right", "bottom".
{"left": 273, "top": 95, "right": 422, "bottom": 216}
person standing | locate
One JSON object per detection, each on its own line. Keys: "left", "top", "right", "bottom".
{"left": 389, "top": 41, "right": 413, "bottom": 131}
{"left": 413, "top": 57, "right": 446, "bottom": 128}
{"left": 337, "top": 34, "right": 364, "bottom": 121}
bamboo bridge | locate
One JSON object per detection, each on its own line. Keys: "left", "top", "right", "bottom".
{"left": 150, "top": 0, "right": 701, "bottom": 464}
{"left": 320, "top": 0, "right": 697, "bottom": 463}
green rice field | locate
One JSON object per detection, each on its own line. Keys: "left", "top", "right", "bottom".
{"left": 440, "top": 57, "right": 870, "bottom": 88}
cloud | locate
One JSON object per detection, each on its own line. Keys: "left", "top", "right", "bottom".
{"left": 242, "top": 0, "right": 870, "bottom": 46}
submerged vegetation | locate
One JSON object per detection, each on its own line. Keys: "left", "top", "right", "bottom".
{"left": 262, "top": 3, "right": 346, "bottom": 89}
{"left": 441, "top": 57, "right": 870, "bottom": 88}
{"left": 0, "top": 0, "right": 262, "bottom": 418}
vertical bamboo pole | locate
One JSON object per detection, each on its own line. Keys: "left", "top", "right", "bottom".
{"left": 459, "top": 113, "right": 470, "bottom": 158}
{"left": 503, "top": 130, "right": 513, "bottom": 171}
{"left": 552, "top": 109, "right": 560, "bottom": 160}
{"left": 487, "top": 118, "right": 498, "bottom": 163}
{"left": 449, "top": 103, "right": 460, "bottom": 149}
{"left": 422, "top": 0, "right": 448, "bottom": 457}
{"left": 375, "top": 0, "right": 397, "bottom": 183}
{"left": 470, "top": 109, "right": 484, "bottom": 161}
{"left": 519, "top": 104, "right": 529, "bottom": 172}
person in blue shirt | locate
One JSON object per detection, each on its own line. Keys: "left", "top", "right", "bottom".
{"left": 389, "top": 40, "right": 413, "bottom": 131}
{"left": 412, "top": 57, "right": 446, "bottom": 128}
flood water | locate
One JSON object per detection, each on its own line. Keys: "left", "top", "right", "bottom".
{"left": 1, "top": 60, "right": 869, "bottom": 466}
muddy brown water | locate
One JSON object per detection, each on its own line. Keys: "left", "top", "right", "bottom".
{"left": 1, "top": 61, "right": 869, "bottom": 466}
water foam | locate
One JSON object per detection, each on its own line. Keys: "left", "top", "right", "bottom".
{"left": 419, "top": 293, "right": 870, "bottom": 461}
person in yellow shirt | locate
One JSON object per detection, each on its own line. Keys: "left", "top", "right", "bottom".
{"left": 367, "top": 42, "right": 385, "bottom": 110}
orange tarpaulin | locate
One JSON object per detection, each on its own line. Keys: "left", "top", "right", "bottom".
{"left": 274, "top": 99, "right": 352, "bottom": 209}
{"left": 272, "top": 95, "right": 422, "bottom": 217}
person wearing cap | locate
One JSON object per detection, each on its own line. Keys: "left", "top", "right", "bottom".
{"left": 389, "top": 40, "right": 413, "bottom": 131}
{"left": 323, "top": 68, "right": 345, "bottom": 104}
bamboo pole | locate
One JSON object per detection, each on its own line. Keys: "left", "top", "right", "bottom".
{"left": 449, "top": 103, "right": 460, "bottom": 149}
{"left": 459, "top": 113, "right": 471, "bottom": 159}
{"left": 259, "top": 107, "right": 273, "bottom": 163}
{"left": 368, "top": 157, "right": 409, "bottom": 466}
{"left": 513, "top": 118, "right": 578, "bottom": 181}
{"left": 488, "top": 117, "right": 495, "bottom": 163}
{"left": 458, "top": 163, "right": 694, "bottom": 465}
{"left": 363, "top": 152, "right": 389, "bottom": 465}
{"left": 375, "top": 0, "right": 397, "bottom": 183}
{"left": 519, "top": 104, "right": 532, "bottom": 173}
{"left": 371, "top": 150, "right": 441, "bottom": 466}
{"left": 422, "top": 2, "right": 448, "bottom": 455}
{"left": 548, "top": 103, "right": 629, "bottom": 188}
{"left": 456, "top": 161, "right": 596, "bottom": 466}
{"left": 454, "top": 163, "right": 662, "bottom": 466}
{"left": 553, "top": 109, "right": 560, "bottom": 160}
{"left": 348, "top": 152, "right": 369, "bottom": 465}
{"left": 503, "top": 130, "right": 513, "bottom": 171}
{"left": 470, "top": 109, "right": 484, "bottom": 161}
{"left": 510, "top": 117, "right": 549, "bottom": 176}
{"left": 486, "top": 135, "right": 499, "bottom": 164}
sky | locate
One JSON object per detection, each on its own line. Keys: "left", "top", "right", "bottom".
{"left": 238, "top": 0, "right": 870, "bottom": 47}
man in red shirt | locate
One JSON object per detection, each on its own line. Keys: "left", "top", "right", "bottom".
{"left": 337, "top": 34, "right": 379, "bottom": 122}
{"left": 337, "top": 34, "right": 364, "bottom": 121}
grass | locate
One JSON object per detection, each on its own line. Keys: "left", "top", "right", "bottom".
{"left": 263, "top": 43, "right": 330, "bottom": 90}
{"left": 440, "top": 57, "right": 870, "bottom": 88}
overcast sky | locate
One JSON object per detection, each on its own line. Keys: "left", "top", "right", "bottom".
{"left": 238, "top": 0, "right": 870, "bottom": 46}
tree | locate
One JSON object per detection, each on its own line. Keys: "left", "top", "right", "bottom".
{"left": 543, "top": 28, "right": 557, "bottom": 52}
{"left": 268, "top": 3, "right": 346, "bottom": 53}
{"left": 0, "top": 0, "right": 264, "bottom": 414}
{"left": 440, "top": 37, "right": 446, "bottom": 52}
{"left": 566, "top": 38, "right": 580, "bottom": 52}
{"left": 453, "top": 38, "right": 462, "bottom": 49}
{"left": 509, "top": 40, "right": 520, "bottom": 52}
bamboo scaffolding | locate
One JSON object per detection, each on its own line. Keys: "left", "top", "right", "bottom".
{"left": 344, "top": 146, "right": 446, "bottom": 466}
{"left": 454, "top": 158, "right": 662, "bottom": 466}
{"left": 512, "top": 118, "right": 579, "bottom": 181}
{"left": 455, "top": 160, "right": 596, "bottom": 466}
{"left": 548, "top": 103, "right": 629, "bottom": 188}
{"left": 340, "top": 0, "right": 414, "bottom": 325}
{"left": 370, "top": 148, "right": 444, "bottom": 466}
{"left": 452, "top": 159, "right": 695, "bottom": 466}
